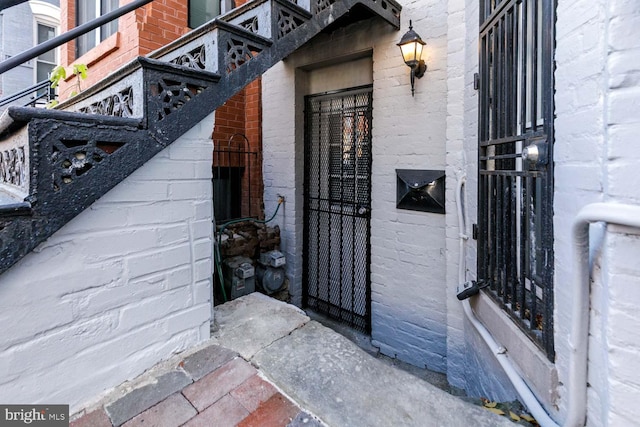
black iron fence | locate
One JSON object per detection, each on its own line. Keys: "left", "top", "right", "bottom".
{"left": 213, "top": 134, "right": 259, "bottom": 222}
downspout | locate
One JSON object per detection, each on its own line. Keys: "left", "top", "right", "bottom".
{"left": 457, "top": 171, "right": 640, "bottom": 427}
{"left": 565, "top": 203, "right": 640, "bottom": 427}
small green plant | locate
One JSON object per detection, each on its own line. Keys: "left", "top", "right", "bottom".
{"left": 47, "top": 63, "right": 88, "bottom": 108}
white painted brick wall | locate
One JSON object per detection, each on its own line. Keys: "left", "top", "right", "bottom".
{"left": 602, "top": 1, "right": 640, "bottom": 426}
{"left": 555, "top": 0, "right": 640, "bottom": 424}
{"left": 371, "top": 4, "right": 448, "bottom": 372}
{"left": 555, "top": 0, "right": 602, "bottom": 422}
{"left": 445, "top": 0, "right": 470, "bottom": 391}
{"left": 0, "top": 112, "right": 215, "bottom": 412}
{"left": 262, "top": 61, "right": 303, "bottom": 306}
{"left": 263, "top": 8, "right": 450, "bottom": 372}
{"left": 263, "top": 0, "right": 640, "bottom": 422}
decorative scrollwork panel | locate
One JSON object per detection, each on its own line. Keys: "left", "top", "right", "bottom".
{"left": 79, "top": 87, "right": 135, "bottom": 118}
{"left": 240, "top": 17, "right": 259, "bottom": 33}
{"left": 150, "top": 78, "right": 206, "bottom": 121}
{"left": 225, "top": 38, "right": 264, "bottom": 73}
{"left": 314, "top": 0, "right": 337, "bottom": 14}
{"left": 169, "top": 45, "right": 206, "bottom": 70}
{"left": 277, "top": 9, "right": 305, "bottom": 39}
{"left": 50, "top": 139, "right": 125, "bottom": 191}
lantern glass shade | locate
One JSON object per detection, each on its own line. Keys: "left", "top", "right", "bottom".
{"left": 397, "top": 20, "right": 427, "bottom": 96}
{"left": 399, "top": 40, "right": 424, "bottom": 67}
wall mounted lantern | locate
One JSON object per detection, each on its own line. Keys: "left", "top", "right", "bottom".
{"left": 397, "top": 20, "right": 427, "bottom": 96}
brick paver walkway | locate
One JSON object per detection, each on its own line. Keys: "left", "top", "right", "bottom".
{"left": 69, "top": 345, "right": 316, "bottom": 427}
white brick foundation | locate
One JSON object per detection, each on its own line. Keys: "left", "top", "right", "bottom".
{"left": 263, "top": 12, "right": 450, "bottom": 372}
{"left": 0, "top": 113, "right": 215, "bottom": 412}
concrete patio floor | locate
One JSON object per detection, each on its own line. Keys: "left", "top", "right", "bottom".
{"left": 70, "top": 293, "right": 515, "bottom": 427}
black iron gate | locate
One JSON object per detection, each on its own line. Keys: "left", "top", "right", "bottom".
{"left": 303, "top": 86, "right": 373, "bottom": 333}
{"left": 478, "top": 0, "right": 555, "bottom": 359}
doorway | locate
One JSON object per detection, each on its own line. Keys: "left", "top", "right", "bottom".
{"left": 303, "top": 85, "right": 373, "bottom": 333}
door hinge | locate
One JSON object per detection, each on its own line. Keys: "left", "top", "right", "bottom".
{"left": 473, "top": 73, "right": 480, "bottom": 90}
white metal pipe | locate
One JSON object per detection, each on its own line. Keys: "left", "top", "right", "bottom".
{"left": 565, "top": 203, "right": 640, "bottom": 427}
{"left": 461, "top": 300, "right": 560, "bottom": 427}
{"left": 455, "top": 174, "right": 560, "bottom": 427}
{"left": 456, "top": 175, "right": 468, "bottom": 288}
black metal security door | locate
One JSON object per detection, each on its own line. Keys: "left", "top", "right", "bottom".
{"left": 303, "top": 86, "right": 373, "bottom": 333}
{"left": 478, "top": 0, "right": 555, "bottom": 359}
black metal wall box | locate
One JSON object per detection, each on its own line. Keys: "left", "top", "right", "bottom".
{"left": 396, "top": 169, "right": 445, "bottom": 214}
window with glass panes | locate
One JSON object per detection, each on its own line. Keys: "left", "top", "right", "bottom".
{"left": 188, "top": 0, "right": 221, "bottom": 28}
{"left": 36, "top": 23, "right": 56, "bottom": 95}
{"left": 76, "top": 0, "right": 118, "bottom": 58}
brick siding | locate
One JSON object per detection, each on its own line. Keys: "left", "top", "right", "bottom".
{"left": 0, "top": 113, "right": 215, "bottom": 412}
{"left": 554, "top": 0, "right": 640, "bottom": 425}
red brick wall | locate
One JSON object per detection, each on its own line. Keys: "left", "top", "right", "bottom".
{"left": 212, "top": 77, "right": 263, "bottom": 219}
{"left": 137, "top": 0, "right": 190, "bottom": 53}
{"left": 244, "top": 78, "right": 263, "bottom": 219}
{"left": 59, "top": 0, "right": 146, "bottom": 95}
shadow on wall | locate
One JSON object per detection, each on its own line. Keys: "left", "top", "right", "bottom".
{"left": 462, "top": 315, "right": 518, "bottom": 402}
{"left": 371, "top": 303, "right": 448, "bottom": 373}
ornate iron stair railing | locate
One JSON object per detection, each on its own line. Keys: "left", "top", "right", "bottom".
{"left": 0, "top": 79, "right": 55, "bottom": 109}
{"left": 0, "top": 0, "right": 401, "bottom": 276}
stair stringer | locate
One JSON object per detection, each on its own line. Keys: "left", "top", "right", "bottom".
{"left": 0, "top": 115, "right": 153, "bottom": 273}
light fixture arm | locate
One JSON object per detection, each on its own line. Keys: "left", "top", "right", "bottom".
{"left": 410, "top": 60, "right": 427, "bottom": 96}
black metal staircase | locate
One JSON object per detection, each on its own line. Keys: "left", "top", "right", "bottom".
{"left": 0, "top": 0, "right": 400, "bottom": 275}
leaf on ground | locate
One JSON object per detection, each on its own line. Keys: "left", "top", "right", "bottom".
{"left": 483, "top": 401, "right": 498, "bottom": 408}
{"left": 509, "top": 411, "right": 521, "bottom": 421}
{"left": 484, "top": 407, "right": 505, "bottom": 415}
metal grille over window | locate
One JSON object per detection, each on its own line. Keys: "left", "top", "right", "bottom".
{"left": 478, "top": 0, "right": 555, "bottom": 360}
{"left": 304, "top": 86, "right": 373, "bottom": 333}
